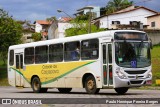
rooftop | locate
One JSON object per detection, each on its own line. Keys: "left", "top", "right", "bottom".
{"left": 58, "top": 17, "right": 72, "bottom": 22}
{"left": 147, "top": 13, "right": 160, "bottom": 18}
{"left": 94, "top": 6, "right": 158, "bottom": 20}
{"left": 34, "top": 20, "right": 52, "bottom": 25}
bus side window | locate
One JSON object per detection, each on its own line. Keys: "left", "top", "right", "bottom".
{"left": 81, "top": 39, "right": 99, "bottom": 60}
{"left": 64, "top": 41, "right": 80, "bottom": 61}
{"left": 9, "top": 50, "right": 14, "bottom": 66}
{"left": 35, "top": 45, "right": 48, "bottom": 64}
{"left": 24, "top": 47, "right": 34, "bottom": 64}
{"left": 49, "top": 44, "right": 63, "bottom": 62}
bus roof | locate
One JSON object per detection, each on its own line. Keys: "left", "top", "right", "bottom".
{"left": 9, "top": 30, "right": 145, "bottom": 50}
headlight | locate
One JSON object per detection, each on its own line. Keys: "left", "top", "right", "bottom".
{"left": 146, "top": 71, "right": 152, "bottom": 78}
{"left": 116, "top": 67, "right": 127, "bottom": 79}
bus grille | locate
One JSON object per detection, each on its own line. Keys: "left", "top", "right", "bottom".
{"left": 130, "top": 80, "right": 143, "bottom": 84}
{"left": 124, "top": 70, "right": 147, "bottom": 74}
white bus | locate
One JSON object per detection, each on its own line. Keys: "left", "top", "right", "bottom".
{"left": 8, "top": 30, "right": 152, "bottom": 94}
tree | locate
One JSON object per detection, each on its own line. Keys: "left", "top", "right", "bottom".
{"left": 32, "top": 32, "right": 42, "bottom": 41}
{"left": 100, "top": 7, "right": 107, "bottom": 16}
{"left": 0, "top": 8, "right": 23, "bottom": 65}
{"left": 105, "top": 0, "right": 133, "bottom": 14}
{"left": 65, "top": 15, "right": 105, "bottom": 37}
{"left": 46, "top": 16, "right": 57, "bottom": 22}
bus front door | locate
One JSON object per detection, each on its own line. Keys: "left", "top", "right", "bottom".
{"left": 15, "top": 53, "right": 24, "bottom": 87}
{"left": 102, "top": 43, "right": 113, "bottom": 87}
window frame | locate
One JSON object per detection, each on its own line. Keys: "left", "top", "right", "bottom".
{"left": 151, "top": 21, "right": 155, "bottom": 27}
{"left": 9, "top": 50, "right": 14, "bottom": 66}
{"left": 35, "top": 45, "right": 48, "bottom": 64}
{"left": 81, "top": 38, "right": 99, "bottom": 60}
{"left": 24, "top": 47, "right": 35, "bottom": 65}
{"left": 49, "top": 43, "right": 64, "bottom": 63}
{"left": 64, "top": 41, "right": 80, "bottom": 61}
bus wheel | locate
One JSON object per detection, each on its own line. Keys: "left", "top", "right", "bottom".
{"left": 58, "top": 88, "right": 72, "bottom": 93}
{"left": 114, "top": 87, "right": 128, "bottom": 95}
{"left": 31, "top": 77, "right": 48, "bottom": 93}
{"left": 85, "top": 75, "right": 100, "bottom": 94}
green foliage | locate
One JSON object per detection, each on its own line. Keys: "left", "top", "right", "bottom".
{"left": 0, "top": 8, "right": 23, "bottom": 65}
{"left": 65, "top": 15, "right": 105, "bottom": 37}
{"left": 151, "top": 45, "right": 160, "bottom": 84}
{"left": 105, "top": 0, "right": 133, "bottom": 14}
{"left": 100, "top": 7, "right": 107, "bottom": 16}
{"left": 73, "top": 15, "right": 89, "bottom": 22}
{"left": 65, "top": 24, "right": 105, "bottom": 37}
{"left": 32, "top": 32, "right": 42, "bottom": 41}
{"left": 46, "top": 16, "right": 57, "bottom": 22}
{"left": 0, "top": 67, "right": 9, "bottom": 86}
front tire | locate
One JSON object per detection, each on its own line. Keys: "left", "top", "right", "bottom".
{"left": 58, "top": 88, "right": 72, "bottom": 93}
{"left": 31, "top": 77, "right": 48, "bottom": 93}
{"left": 85, "top": 75, "right": 100, "bottom": 94}
{"left": 114, "top": 87, "right": 128, "bottom": 95}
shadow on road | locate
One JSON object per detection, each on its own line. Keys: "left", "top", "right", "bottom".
{"left": 13, "top": 90, "right": 141, "bottom": 96}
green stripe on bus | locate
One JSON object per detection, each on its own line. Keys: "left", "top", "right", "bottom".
{"left": 41, "top": 61, "right": 96, "bottom": 85}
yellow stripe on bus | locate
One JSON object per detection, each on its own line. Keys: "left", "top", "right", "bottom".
{"left": 11, "top": 61, "right": 96, "bottom": 85}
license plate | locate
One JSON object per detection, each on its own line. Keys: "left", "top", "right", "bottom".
{"left": 146, "top": 80, "right": 152, "bottom": 85}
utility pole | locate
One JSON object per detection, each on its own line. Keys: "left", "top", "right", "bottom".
{"left": 88, "top": 9, "right": 91, "bottom": 33}
{"left": 87, "top": 7, "right": 93, "bottom": 33}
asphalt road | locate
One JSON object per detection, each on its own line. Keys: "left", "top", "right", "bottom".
{"left": 0, "top": 86, "right": 160, "bottom": 107}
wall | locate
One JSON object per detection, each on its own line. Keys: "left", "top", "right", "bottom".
{"left": 48, "top": 22, "right": 58, "bottom": 39}
{"left": 35, "top": 23, "right": 42, "bottom": 33}
{"left": 146, "top": 30, "right": 160, "bottom": 45}
{"left": 58, "top": 23, "right": 72, "bottom": 38}
{"left": 48, "top": 22, "right": 73, "bottom": 39}
{"left": 147, "top": 15, "right": 160, "bottom": 29}
{"left": 21, "top": 33, "right": 34, "bottom": 43}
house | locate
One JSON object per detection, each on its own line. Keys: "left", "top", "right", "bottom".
{"left": 147, "top": 13, "right": 160, "bottom": 29}
{"left": 18, "top": 21, "right": 35, "bottom": 43}
{"left": 58, "top": 17, "right": 72, "bottom": 22}
{"left": 93, "top": 6, "right": 158, "bottom": 30}
{"left": 48, "top": 17, "right": 72, "bottom": 39}
{"left": 74, "top": 6, "right": 100, "bottom": 19}
{"left": 34, "top": 20, "right": 52, "bottom": 40}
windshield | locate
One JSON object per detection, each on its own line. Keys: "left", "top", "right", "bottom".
{"left": 115, "top": 42, "right": 151, "bottom": 68}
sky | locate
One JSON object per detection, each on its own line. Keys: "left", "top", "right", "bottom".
{"left": 0, "top": 0, "right": 159, "bottom": 23}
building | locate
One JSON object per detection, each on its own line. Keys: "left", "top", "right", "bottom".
{"left": 18, "top": 21, "right": 35, "bottom": 43}
{"left": 48, "top": 17, "right": 72, "bottom": 39}
{"left": 74, "top": 6, "right": 100, "bottom": 19}
{"left": 34, "top": 20, "right": 52, "bottom": 40}
{"left": 147, "top": 13, "right": 160, "bottom": 29}
{"left": 93, "top": 6, "right": 158, "bottom": 30}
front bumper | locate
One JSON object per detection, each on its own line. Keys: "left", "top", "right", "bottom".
{"left": 114, "top": 76, "right": 152, "bottom": 88}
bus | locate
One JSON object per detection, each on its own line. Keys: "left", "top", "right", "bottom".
{"left": 8, "top": 30, "right": 152, "bottom": 94}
